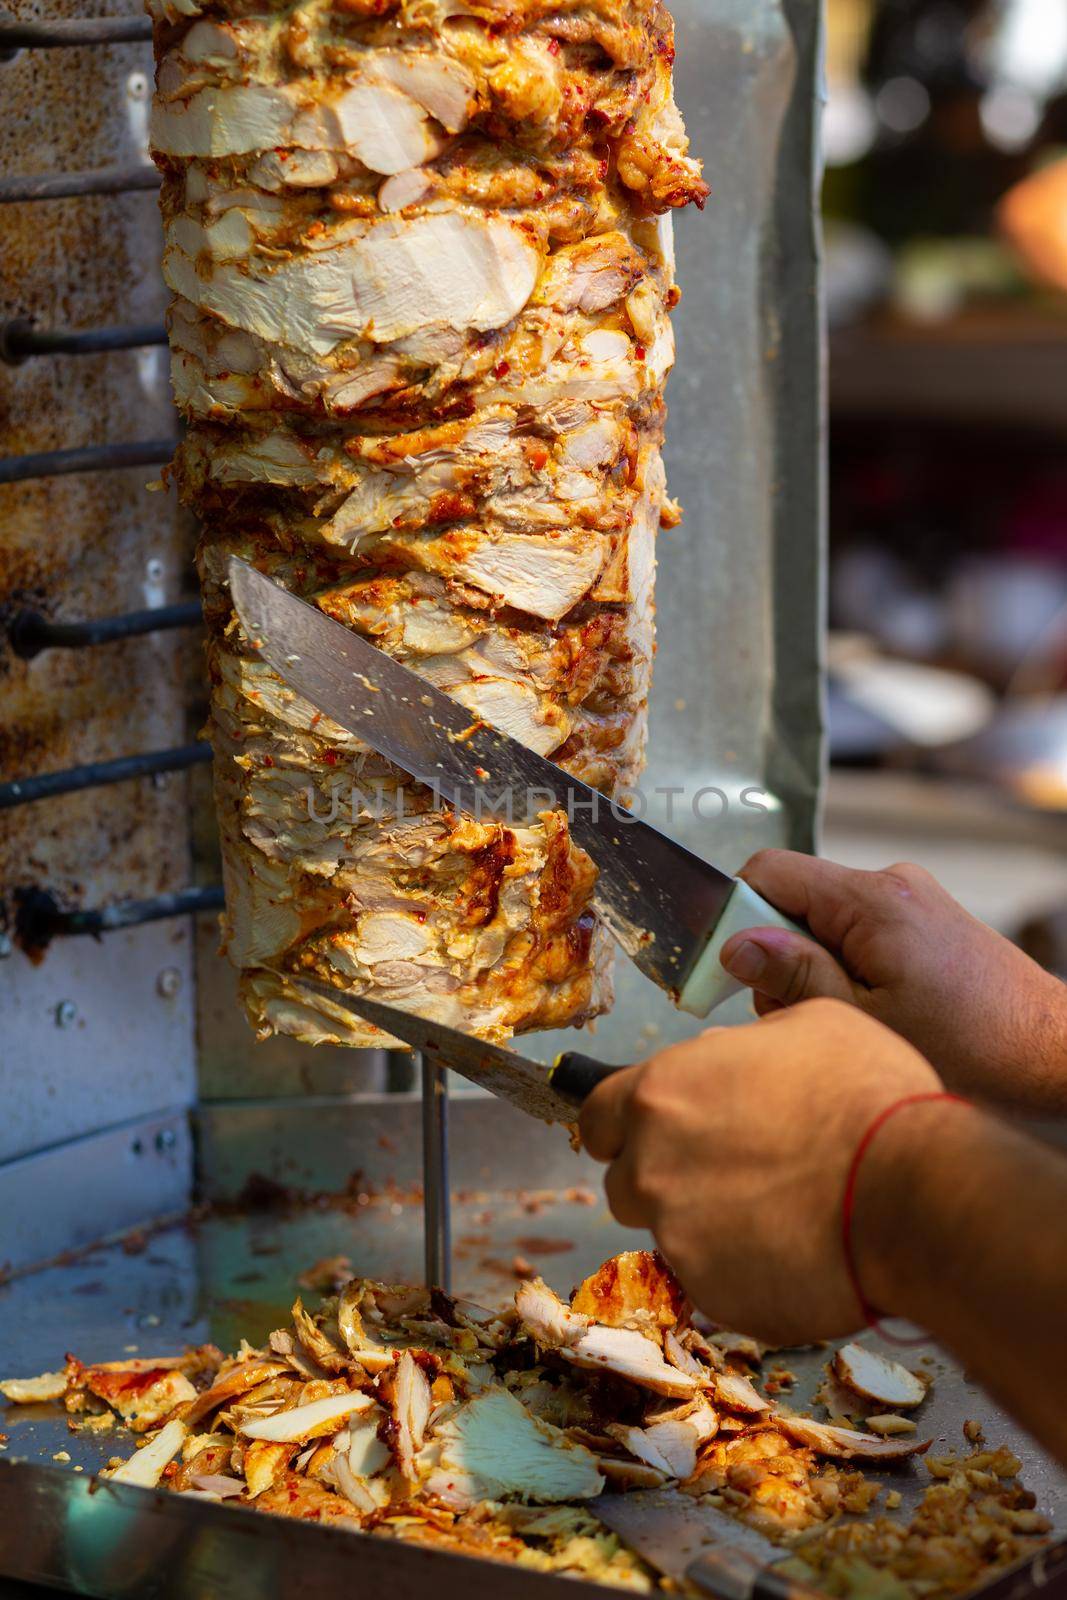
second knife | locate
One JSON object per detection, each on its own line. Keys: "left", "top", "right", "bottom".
{"left": 288, "top": 982, "right": 624, "bottom": 1124}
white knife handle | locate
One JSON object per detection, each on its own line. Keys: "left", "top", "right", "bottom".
{"left": 677, "top": 880, "right": 805, "bottom": 1018}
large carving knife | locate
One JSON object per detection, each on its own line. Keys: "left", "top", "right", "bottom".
{"left": 229, "top": 559, "right": 801, "bottom": 1017}
{"left": 594, "top": 1490, "right": 821, "bottom": 1600}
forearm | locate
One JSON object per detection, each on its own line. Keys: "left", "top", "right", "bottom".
{"left": 934, "top": 961, "right": 1067, "bottom": 1115}
{"left": 857, "top": 1101, "right": 1067, "bottom": 1467}
{"left": 731, "top": 850, "right": 1067, "bottom": 1116}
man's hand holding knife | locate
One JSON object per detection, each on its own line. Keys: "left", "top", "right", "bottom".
{"left": 580, "top": 851, "right": 1067, "bottom": 1468}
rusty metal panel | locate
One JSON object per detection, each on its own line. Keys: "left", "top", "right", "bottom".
{"left": 0, "top": 0, "right": 197, "bottom": 1159}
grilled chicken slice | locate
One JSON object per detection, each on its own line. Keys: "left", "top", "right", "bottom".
{"left": 516, "top": 1278, "right": 699, "bottom": 1399}
{"left": 0, "top": 1371, "right": 67, "bottom": 1404}
{"left": 151, "top": 0, "right": 704, "bottom": 1045}
{"left": 777, "top": 1416, "right": 932, "bottom": 1461}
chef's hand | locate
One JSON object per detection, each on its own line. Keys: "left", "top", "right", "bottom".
{"left": 720, "top": 850, "right": 1067, "bottom": 1113}
{"left": 581, "top": 998, "right": 1067, "bottom": 1471}
{"left": 579, "top": 1000, "right": 941, "bottom": 1344}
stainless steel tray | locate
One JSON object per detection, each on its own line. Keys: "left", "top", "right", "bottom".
{"left": 1, "top": 1099, "right": 1064, "bottom": 1598}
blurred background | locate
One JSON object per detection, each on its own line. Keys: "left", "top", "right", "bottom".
{"left": 821, "top": 0, "right": 1067, "bottom": 976}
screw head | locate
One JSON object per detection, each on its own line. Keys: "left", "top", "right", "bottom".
{"left": 156, "top": 967, "right": 182, "bottom": 999}
{"left": 55, "top": 1000, "right": 77, "bottom": 1028}
{"left": 145, "top": 557, "right": 165, "bottom": 583}
{"left": 155, "top": 1127, "right": 177, "bottom": 1153}
{"left": 126, "top": 70, "right": 148, "bottom": 101}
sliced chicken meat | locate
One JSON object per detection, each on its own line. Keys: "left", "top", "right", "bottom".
{"left": 516, "top": 1278, "right": 699, "bottom": 1399}
{"left": 778, "top": 1416, "right": 933, "bottom": 1461}
{"left": 152, "top": 0, "right": 704, "bottom": 1045}
{"left": 422, "top": 1386, "right": 603, "bottom": 1505}
{"left": 16, "top": 1252, "right": 1041, "bottom": 1595}
{"left": 832, "top": 1343, "right": 929, "bottom": 1410}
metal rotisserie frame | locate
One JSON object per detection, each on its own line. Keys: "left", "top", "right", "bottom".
{"left": 5, "top": 5, "right": 1035, "bottom": 1600}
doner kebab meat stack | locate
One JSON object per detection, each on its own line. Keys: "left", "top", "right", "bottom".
{"left": 148, "top": 0, "right": 707, "bottom": 1046}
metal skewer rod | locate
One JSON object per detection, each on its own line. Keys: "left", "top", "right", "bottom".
{"left": 8, "top": 601, "right": 202, "bottom": 659}
{"left": 420, "top": 1053, "right": 452, "bottom": 1292}
{"left": 1, "top": 318, "right": 167, "bottom": 364}
{"left": 0, "top": 165, "right": 160, "bottom": 205}
{"left": 0, "top": 16, "right": 153, "bottom": 48}
{"left": 0, "top": 438, "right": 176, "bottom": 484}
{"left": 0, "top": 742, "right": 212, "bottom": 810}
{"left": 14, "top": 885, "right": 225, "bottom": 956}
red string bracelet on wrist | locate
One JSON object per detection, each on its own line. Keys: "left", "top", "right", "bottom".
{"left": 841, "top": 1091, "right": 968, "bottom": 1347}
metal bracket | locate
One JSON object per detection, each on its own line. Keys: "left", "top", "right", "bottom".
{"left": 420, "top": 1055, "right": 452, "bottom": 1291}
{"left": 0, "top": 317, "right": 167, "bottom": 366}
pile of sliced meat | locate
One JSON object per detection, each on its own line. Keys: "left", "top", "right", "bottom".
{"left": 147, "top": 0, "right": 707, "bottom": 1045}
{"left": 4, "top": 1251, "right": 963, "bottom": 1591}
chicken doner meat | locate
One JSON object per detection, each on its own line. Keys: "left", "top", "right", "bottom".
{"left": 148, "top": 0, "right": 707, "bottom": 1046}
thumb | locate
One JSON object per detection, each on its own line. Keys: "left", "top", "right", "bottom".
{"left": 578, "top": 1063, "right": 640, "bottom": 1164}
{"left": 719, "top": 926, "right": 859, "bottom": 1009}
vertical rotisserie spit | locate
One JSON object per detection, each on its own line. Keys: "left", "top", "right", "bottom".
{"left": 149, "top": 0, "right": 707, "bottom": 1046}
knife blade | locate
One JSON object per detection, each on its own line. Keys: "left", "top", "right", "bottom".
{"left": 287, "top": 981, "right": 624, "bottom": 1124}
{"left": 229, "top": 558, "right": 802, "bottom": 1016}
{"left": 600, "top": 1493, "right": 1067, "bottom": 1600}
{"left": 595, "top": 1490, "right": 819, "bottom": 1600}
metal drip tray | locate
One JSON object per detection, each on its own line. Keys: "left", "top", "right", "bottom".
{"left": 1, "top": 1097, "right": 1064, "bottom": 1598}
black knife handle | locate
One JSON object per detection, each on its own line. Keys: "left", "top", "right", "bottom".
{"left": 550, "top": 1052, "right": 627, "bottom": 1108}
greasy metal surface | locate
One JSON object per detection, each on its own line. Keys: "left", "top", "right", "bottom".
{"left": 0, "top": 1110, "right": 192, "bottom": 1275}
{"left": 124, "top": 1092, "right": 1067, "bottom": 1531}
{"left": 0, "top": 927, "right": 197, "bottom": 1168}
{"left": 0, "top": 1176, "right": 628, "bottom": 1469}
{"left": 193, "top": 1094, "right": 604, "bottom": 1200}
{"left": 0, "top": 0, "right": 197, "bottom": 1159}
{"left": 194, "top": 0, "right": 826, "bottom": 1090}
{"left": 2, "top": 1186, "right": 1063, "bottom": 1518}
